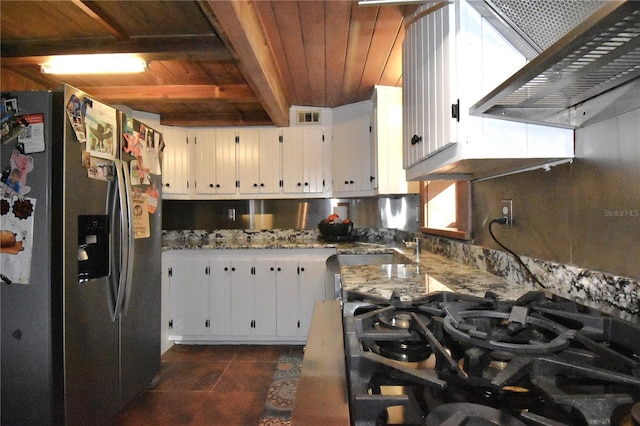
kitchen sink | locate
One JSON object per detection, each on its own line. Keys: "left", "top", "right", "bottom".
{"left": 337, "top": 251, "right": 414, "bottom": 266}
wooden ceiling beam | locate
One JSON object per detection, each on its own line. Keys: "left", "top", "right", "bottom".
{"left": 71, "top": 0, "right": 128, "bottom": 39}
{"left": 200, "top": 0, "right": 290, "bottom": 127}
{"left": 82, "top": 84, "right": 258, "bottom": 103}
{"left": 0, "top": 35, "right": 232, "bottom": 61}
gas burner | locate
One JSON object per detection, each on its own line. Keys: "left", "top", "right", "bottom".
{"left": 426, "top": 402, "right": 526, "bottom": 426}
{"left": 378, "top": 312, "right": 412, "bottom": 330}
{"left": 354, "top": 306, "right": 431, "bottom": 342}
{"left": 367, "top": 340, "right": 432, "bottom": 363}
{"left": 442, "top": 305, "right": 574, "bottom": 354}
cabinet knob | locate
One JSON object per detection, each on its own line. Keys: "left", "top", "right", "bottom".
{"left": 270, "top": 267, "right": 275, "bottom": 271}
{"left": 297, "top": 182, "right": 302, "bottom": 187}
{"left": 209, "top": 183, "right": 214, "bottom": 188}
{"left": 164, "top": 183, "right": 171, "bottom": 187}
{"left": 231, "top": 267, "right": 236, "bottom": 272}
{"left": 216, "top": 184, "right": 221, "bottom": 188}
{"left": 260, "top": 183, "right": 265, "bottom": 187}
{"left": 344, "top": 180, "right": 349, "bottom": 184}
{"left": 277, "top": 267, "right": 281, "bottom": 271}
{"left": 253, "top": 183, "right": 258, "bottom": 187}
{"left": 370, "top": 176, "right": 375, "bottom": 182}
{"left": 350, "top": 180, "right": 354, "bottom": 184}
{"left": 304, "top": 182, "right": 309, "bottom": 186}
{"left": 411, "top": 134, "right": 423, "bottom": 145}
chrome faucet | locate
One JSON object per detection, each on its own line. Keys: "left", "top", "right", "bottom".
{"left": 414, "top": 237, "right": 421, "bottom": 257}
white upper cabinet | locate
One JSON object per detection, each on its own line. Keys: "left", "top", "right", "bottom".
{"left": 281, "top": 126, "right": 327, "bottom": 194}
{"left": 192, "top": 129, "right": 237, "bottom": 196}
{"left": 237, "top": 128, "right": 281, "bottom": 195}
{"left": 161, "top": 94, "right": 421, "bottom": 199}
{"left": 372, "top": 86, "right": 419, "bottom": 195}
{"left": 161, "top": 126, "right": 190, "bottom": 198}
{"left": 402, "top": 0, "right": 573, "bottom": 181}
{"left": 403, "top": 4, "right": 456, "bottom": 169}
{"left": 332, "top": 101, "right": 375, "bottom": 196}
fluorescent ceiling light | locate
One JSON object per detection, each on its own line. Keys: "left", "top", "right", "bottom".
{"left": 41, "top": 54, "right": 147, "bottom": 75}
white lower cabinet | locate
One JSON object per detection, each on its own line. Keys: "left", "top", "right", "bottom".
{"left": 164, "top": 249, "right": 335, "bottom": 343}
{"left": 165, "top": 252, "right": 231, "bottom": 339}
{"left": 274, "top": 255, "right": 327, "bottom": 338}
{"left": 208, "top": 257, "right": 232, "bottom": 335}
{"left": 166, "top": 255, "right": 209, "bottom": 336}
{"left": 230, "top": 256, "right": 277, "bottom": 337}
{"left": 296, "top": 255, "right": 330, "bottom": 337}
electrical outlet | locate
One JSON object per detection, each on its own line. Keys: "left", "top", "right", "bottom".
{"left": 228, "top": 208, "right": 236, "bottom": 221}
{"left": 501, "top": 200, "right": 513, "bottom": 229}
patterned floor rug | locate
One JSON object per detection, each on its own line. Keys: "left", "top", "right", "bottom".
{"left": 258, "top": 354, "right": 303, "bottom": 426}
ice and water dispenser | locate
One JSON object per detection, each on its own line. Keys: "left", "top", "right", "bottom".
{"left": 77, "top": 215, "right": 110, "bottom": 283}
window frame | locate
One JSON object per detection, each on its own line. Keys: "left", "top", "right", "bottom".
{"left": 419, "top": 180, "right": 472, "bottom": 240}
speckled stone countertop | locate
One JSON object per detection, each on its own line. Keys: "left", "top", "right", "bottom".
{"left": 163, "top": 230, "right": 638, "bottom": 322}
{"left": 338, "top": 248, "right": 535, "bottom": 303}
{"left": 162, "top": 229, "right": 534, "bottom": 303}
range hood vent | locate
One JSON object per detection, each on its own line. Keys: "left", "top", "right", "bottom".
{"left": 470, "top": 0, "right": 640, "bottom": 128}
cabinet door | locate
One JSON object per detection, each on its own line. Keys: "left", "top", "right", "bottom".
{"left": 192, "top": 129, "right": 216, "bottom": 195}
{"left": 215, "top": 129, "right": 238, "bottom": 194}
{"left": 209, "top": 257, "right": 232, "bottom": 335}
{"left": 403, "top": 3, "right": 456, "bottom": 167}
{"left": 282, "top": 127, "right": 326, "bottom": 194}
{"left": 258, "top": 128, "right": 281, "bottom": 194}
{"left": 191, "top": 261, "right": 211, "bottom": 335}
{"left": 167, "top": 260, "right": 189, "bottom": 337}
{"left": 229, "top": 258, "right": 255, "bottom": 336}
{"left": 281, "top": 127, "right": 305, "bottom": 193}
{"left": 254, "top": 261, "right": 278, "bottom": 336}
{"left": 237, "top": 129, "right": 260, "bottom": 194}
{"left": 161, "top": 126, "right": 189, "bottom": 196}
{"left": 332, "top": 102, "right": 374, "bottom": 194}
{"left": 167, "top": 257, "right": 209, "bottom": 337}
{"left": 374, "top": 86, "right": 418, "bottom": 195}
{"left": 193, "top": 129, "right": 237, "bottom": 196}
{"left": 273, "top": 259, "right": 300, "bottom": 337}
{"left": 237, "top": 128, "right": 281, "bottom": 194}
{"left": 302, "top": 127, "right": 326, "bottom": 193}
{"left": 297, "top": 257, "right": 327, "bottom": 337}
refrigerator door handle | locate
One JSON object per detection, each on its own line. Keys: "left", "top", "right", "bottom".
{"left": 105, "top": 167, "right": 121, "bottom": 321}
{"left": 119, "top": 161, "right": 135, "bottom": 316}
{"left": 109, "top": 160, "right": 131, "bottom": 321}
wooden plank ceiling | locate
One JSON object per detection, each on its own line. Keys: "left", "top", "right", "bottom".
{"left": 1, "top": 1, "right": 417, "bottom": 127}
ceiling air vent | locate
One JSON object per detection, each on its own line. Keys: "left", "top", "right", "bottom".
{"left": 296, "top": 110, "right": 321, "bottom": 125}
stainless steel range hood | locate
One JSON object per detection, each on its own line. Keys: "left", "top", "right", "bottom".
{"left": 469, "top": 0, "right": 640, "bottom": 128}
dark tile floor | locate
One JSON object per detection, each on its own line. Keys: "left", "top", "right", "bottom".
{"left": 111, "top": 344, "right": 304, "bottom": 426}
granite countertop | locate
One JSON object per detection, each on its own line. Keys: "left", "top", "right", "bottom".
{"left": 162, "top": 229, "right": 638, "bottom": 322}
{"left": 339, "top": 248, "right": 535, "bottom": 302}
{"left": 163, "top": 231, "right": 533, "bottom": 303}
{"left": 162, "top": 229, "right": 406, "bottom": 253}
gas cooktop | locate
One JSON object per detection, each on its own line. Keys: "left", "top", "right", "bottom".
{"left": 343, "top": 291, "right": 640, "bottom": 425}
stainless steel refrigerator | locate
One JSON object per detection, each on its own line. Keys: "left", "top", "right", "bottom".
{"left": 1, "top": 85, "right": 162, "bottom": 425}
